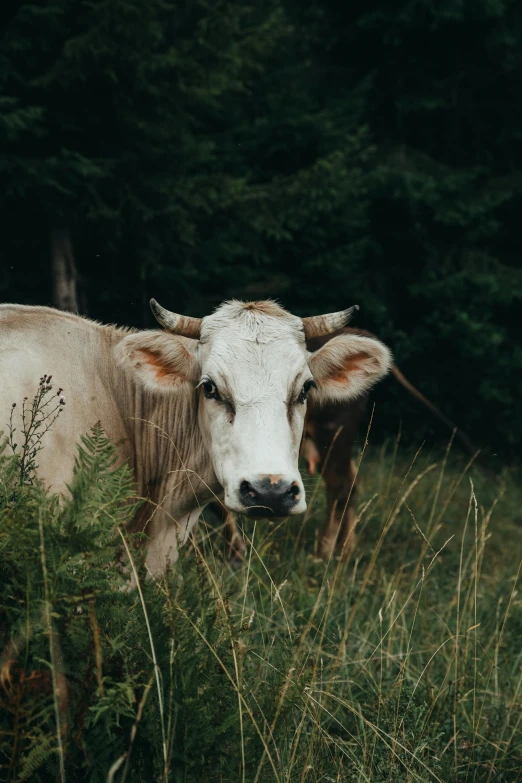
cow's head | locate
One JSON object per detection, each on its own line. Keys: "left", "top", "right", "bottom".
{"left": 118, "top": 299, "right": 392, "bottom": 517}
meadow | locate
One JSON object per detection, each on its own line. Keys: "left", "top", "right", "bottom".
{"left": 2, "top": 1, "right": 521, "bottom": 779}
{"left": 1, "top": 426, "right": 521, "bottom": 782}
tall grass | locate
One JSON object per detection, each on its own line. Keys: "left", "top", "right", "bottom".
{"left": 195, "top": 440, "right": 522, "bottom": 782}
{"left": 0, "top": 431, "right": 521, "bottom": 781}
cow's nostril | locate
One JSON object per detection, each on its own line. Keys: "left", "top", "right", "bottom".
{"left": 240, "top": 480, "right": 257, "bottom": 500}
{"left": 289, "top": 483, "right": 300, "bottom": 498}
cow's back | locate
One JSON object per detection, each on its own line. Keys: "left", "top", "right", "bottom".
{"left": 0, "top": 305, "right": 130, "bottom": 493}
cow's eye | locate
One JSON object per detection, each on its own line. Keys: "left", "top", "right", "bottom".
{"left": 202, "top": 380, "right": 220, "bottom": 401}
{"left": 298, "top": 379, "right": 316, "bottom": 404}
{"left": 199, "top": 377, "right": 233, "bottom": 414}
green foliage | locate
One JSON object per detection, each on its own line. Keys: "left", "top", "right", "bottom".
{"left": 0, "top": 425, "right": 134, "bottom": 780}
{"left": 0, "top": 425, "right": 521, "bottom": 781}
{"left": 0, "top": 1, "right": 520, "bottom": 449}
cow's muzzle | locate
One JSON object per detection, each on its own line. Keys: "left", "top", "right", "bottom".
{"left": 237, "top": 476, "right": 303, "bottom": 517}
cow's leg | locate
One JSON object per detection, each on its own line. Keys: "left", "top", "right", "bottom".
{"left": 209, "top": 502, "right": 246, "bottom": 565}
{"left": 223, "top": 509, "right": 246, "bottom": 566}
{"left": 335, "top": 457, "right": 358, "bottom": 558}
{"left": 318, "top": 459, "right": 358, "bottom": 560}
{"left": 144, "top": 506, "right": 204, "bottom": 577}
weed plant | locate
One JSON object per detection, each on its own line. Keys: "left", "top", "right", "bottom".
{"left": 0, "top": 394, "right": 520, "bottom": 782}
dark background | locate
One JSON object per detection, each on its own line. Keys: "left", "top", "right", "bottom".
{"left": 1, "top": 0, "right": 520, "bottom": 458}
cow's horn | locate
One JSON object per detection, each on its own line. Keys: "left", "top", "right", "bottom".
{"left": 150, "top": 299, "right": 202, "bottom": 339}
{"left": 302, "top": 305, "right": 359, "bottom": 339}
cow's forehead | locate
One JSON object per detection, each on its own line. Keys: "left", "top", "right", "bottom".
{"left": 200, "top": 300, "right": 304, "bottom": 345}
{"left": 197, "top": 300, "right": 309, "bottom": 387}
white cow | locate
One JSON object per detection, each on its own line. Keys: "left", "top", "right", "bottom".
{"left": 0, "top": 299, "right": 392, "bottom": 574}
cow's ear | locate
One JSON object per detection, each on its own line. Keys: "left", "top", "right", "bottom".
{"left": 115, "top": 331, "right": 198, "bottom": 391}
{"left": 308, "top": 334, "right": 392, "bottom": 404}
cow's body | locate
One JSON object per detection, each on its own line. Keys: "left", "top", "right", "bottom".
{"left": 0, "top": 305, "right": 218, "bottom": 573}
{"left": 303, "top": 389, "right": 366, "bottom": 558}
{"left": 303, "top": 328, "right": 478, "bottom": 557}
{"left": 0, "top": 302, "right": 392, "bottom": 575}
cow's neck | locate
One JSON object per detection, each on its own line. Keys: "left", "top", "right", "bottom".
{"left": 112, "top": 365, "right": 220, "bottom": 534}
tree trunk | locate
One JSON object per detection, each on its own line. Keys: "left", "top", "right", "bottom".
{"left": 51, "top": 228, "right": 79, "bottom": 313}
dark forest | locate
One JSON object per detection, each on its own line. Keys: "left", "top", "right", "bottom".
{"left": 1, "top": 0, "right": 521, "bottom": 458}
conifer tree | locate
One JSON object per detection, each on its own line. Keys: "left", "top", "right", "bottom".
{"left": 1, "top": 0, "right": 521, "bottom": 451}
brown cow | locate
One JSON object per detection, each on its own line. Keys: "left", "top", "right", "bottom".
{"left": 219, "top": 327, "right": 477, "bottom": 562}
